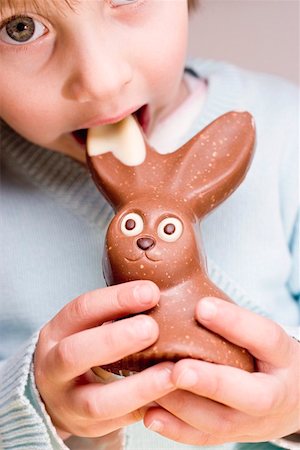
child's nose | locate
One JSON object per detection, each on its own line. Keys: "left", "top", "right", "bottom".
{"left": 64, "top": 45, "right": 133, "bottom": 103}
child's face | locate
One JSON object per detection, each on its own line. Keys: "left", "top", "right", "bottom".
{"left": 0, "top": 0, "right": 189, "bottom": 162}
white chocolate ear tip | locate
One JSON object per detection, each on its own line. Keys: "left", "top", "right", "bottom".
{"left": 87, "top": 115, "right": 146, "bottom": 166}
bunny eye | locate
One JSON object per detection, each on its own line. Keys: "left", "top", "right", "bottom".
{"left": 121, "top": 213, "right": 144, "bottom": 236}
{"left": 158, "top": 217, "right": 183, "bottom": 242}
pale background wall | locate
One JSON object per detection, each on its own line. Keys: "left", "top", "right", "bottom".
{"left": 188, "top": 0, "right": 299, "bottom": 85}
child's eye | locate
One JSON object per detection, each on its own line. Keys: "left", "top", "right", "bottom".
{"left": 0, "top": 15, "right": 47, "bottom": 45}
{"left": 110, "top": 0, "right": 139, "bottom": 6}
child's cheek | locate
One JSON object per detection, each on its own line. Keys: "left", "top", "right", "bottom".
{"left": 137, "top": 3, "right": 188, "bottom": 98}
{"left": 0, "top": 36, "right": 55, "bottom": 76}
{"left": 0, "top": 78, "right": 61, "bottom": 148}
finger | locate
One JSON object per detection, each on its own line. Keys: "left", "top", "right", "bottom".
{"left": 45, "top": 280, "right": 160, "bottom": 340}
{"left": 69, "top": 363, "right": 175, "bottom": 420}
{"left": 196, "top": 297, "right": 292, "bottom": 367}
{"left": 46, "top": 315, "right": 159, "bottom": 381}
{"left": 156, "top": 390, "right": 252, "bottom": 437}
{"left": 172, "top": 359, "right": 286, "bottom": 416}
{"left": 66, "top": 405, "right": 151, "bottom": 438}
{"left": 144, "top": 407, "right": 247, "bottom": 446}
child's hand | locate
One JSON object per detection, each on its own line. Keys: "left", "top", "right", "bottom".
{"left": 34, "top": 281, "right": 175, "bottom": 439}
{"left": 144, "top": 298, "right": 300, "bottom": 446}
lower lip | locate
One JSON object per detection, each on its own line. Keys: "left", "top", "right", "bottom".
{"left": 71, "top": 104, "right": 150, "bottom": 148}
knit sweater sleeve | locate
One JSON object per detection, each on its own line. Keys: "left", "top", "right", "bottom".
{"left": 0, "top": 331, "right": 69, "bottom": 450}
{"left": 271, "top": 83, "right": 300, "bottom": 450}
{"left": 281, "top": 208, "right": 300, "bottom": 339}
{"left": 279, "top": 94, "right": 300, "bottom": 337}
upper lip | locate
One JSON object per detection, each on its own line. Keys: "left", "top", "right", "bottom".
{"left": 78, "top": 105, "right": 142, "bottom": 130}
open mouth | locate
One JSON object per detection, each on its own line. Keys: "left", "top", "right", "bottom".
{"left": 72, "top": 104, "right": 149, "bottom": 148}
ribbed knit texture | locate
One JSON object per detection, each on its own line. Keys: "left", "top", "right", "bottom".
{"left": 0, "top": 333, "right": 54, "bottom": 449}
{"left": 0, "top": 59, "right": 299, "bottom": 450}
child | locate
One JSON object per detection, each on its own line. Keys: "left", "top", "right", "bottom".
{"left": 0, "top": 1, "right": 299, "bottom": 449}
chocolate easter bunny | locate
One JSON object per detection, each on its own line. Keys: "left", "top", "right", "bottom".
{"left": 87, "top": 111, "right": 256, "bottom": 374}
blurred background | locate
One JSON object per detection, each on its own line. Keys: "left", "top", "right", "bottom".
{"left": 188, "top": 0, "right": 299, "bottom": 85}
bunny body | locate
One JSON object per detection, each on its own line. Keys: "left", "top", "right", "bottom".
{"left": 87, "top": 112, "right": 256, "bottom": 374}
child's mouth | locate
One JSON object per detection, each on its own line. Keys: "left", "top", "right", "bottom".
{"left": 72, "top": 105, "right": 149, "bottom": 148}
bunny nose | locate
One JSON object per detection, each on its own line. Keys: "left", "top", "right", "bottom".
{"left": 137, "top": 237, "right": 155, "bottom": 251}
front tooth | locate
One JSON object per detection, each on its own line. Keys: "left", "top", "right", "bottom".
{"left": 87, "top": 115, "right": 146, "bottom": 166}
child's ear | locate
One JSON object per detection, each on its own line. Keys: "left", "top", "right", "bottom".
{"left": 174, "top": 111, "right": 255, "bottom": 218}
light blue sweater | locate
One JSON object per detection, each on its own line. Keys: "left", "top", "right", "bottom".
{"left": 0, "top": 59, "right": 299, "bottom": 450}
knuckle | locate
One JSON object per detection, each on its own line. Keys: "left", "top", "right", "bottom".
{"left": 245, "top": 373, "right": 284, "bottom": 416}
{"left": 119, "top": 317, "right": 145, "bottom": 342}
{"left": 171, "top": 393, "right": 190, "bottom": 416}
{"left": 265, "top": 322, "right": 287, "bottom": 354}
{"left": 216, "top": 413, "right": 236, "bottom": 436}
{"left": 38, "top": 324, "right": 56, "bottom": 350}
{"left": 130, "top": 378, "right": 154, "bottom": 405}
{"left": 82, "top": 396, "right": 102, "bottom": 419}
{"left": 256, "top": 390, "right": 278, "bottom": 415}
{"left": 207, "top": 371, "right": 223, "bottom": 399}
{"left": 259, "top": 377, "right": 286, "bottom": 415}
{"left": 101, "top": 325, "right": 120, "bottom": 350}
{"left": 38, "top": 325, "right": 49, "bottom": 344}
{"left": 115, "top": 285, "right": 131, "bottom": 310}
{"left": 69, "top": 293, "right": 92, "bottom": 322}
{"left": 55, "top": 339, "right": 76, "bottom": 371}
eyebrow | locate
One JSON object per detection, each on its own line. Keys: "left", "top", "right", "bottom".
{"left": 0, "top": 0, "right": 79, "bottom": 19}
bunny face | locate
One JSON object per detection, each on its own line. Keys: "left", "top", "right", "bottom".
{"left": 103, "top": 196, "right": 203, "bottom": 289}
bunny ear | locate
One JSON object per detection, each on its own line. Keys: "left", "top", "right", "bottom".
{"left": 172, "top": 111, "right": 255, "bottom": 218}
{"left": 86, "top": 111, "right": 255, "bottom": 215}
{"left": 86, "top": 115, "right": 149, "bottom": 210}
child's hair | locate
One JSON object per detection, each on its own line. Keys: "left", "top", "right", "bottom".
{"left": 0, "top": 0, "right": 199, "bottom": 11}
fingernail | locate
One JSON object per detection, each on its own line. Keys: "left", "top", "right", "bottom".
{"left": 198, "top": 298, "right": 218, "bottom": 321}
{"left": 176, "top": 368, "right": 198, "bottom": 388}
{"left": 147, "top": 419, "right": 163, "bottom": 433}
{"left": 134, "top": 317, "right": 155, "bottom": 340}
{"left": 133, "top": 283, "right": 156, "bottom": 305}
